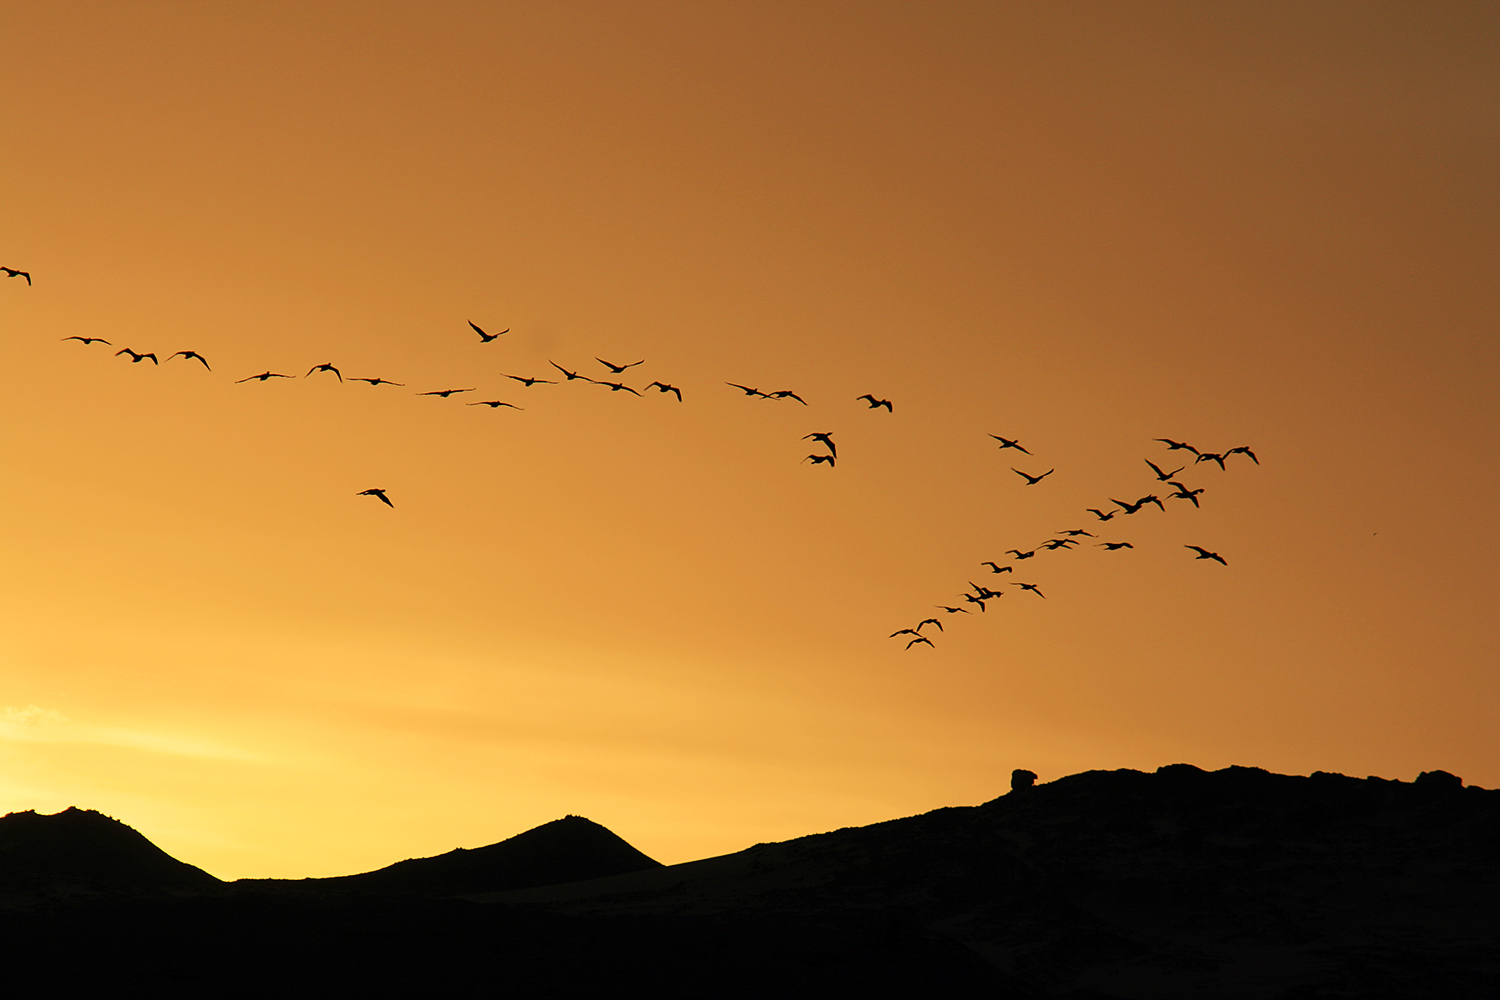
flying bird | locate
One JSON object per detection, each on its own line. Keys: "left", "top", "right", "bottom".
{"left": 906, "top": 636, "right": 935, "bottom": 649}
{"left": 1156, "top": 438, "right": 1199, "bottom": 455}
{"left": 502, "top": 373, "right": 557, "bottom": 387}
{"left": 350, "top": 377, "right": 404, "bottom": 386}
{"left": 915, "top": 619, "right": 943, "bottom": 633}
{"left": 550, "top": 362, "right": 588, "bottom": 381}
{"left": 857, "top": 394, "right": 893, "bottom": 412}
{"left": 1, "top": 267, "right": 30, "bottom": 285}
{"left": 1185, "top": 545, "right": 1227, "bottom": 565}
{"left": 1013, "top": 582, "right": 1046, "bottom": 598}
{"left": 597, "top": 358, "right": 644, "bottom": 374}
{"left": 1195, "top": 452, "right": 1228, "bottom": 470}
{"left": 1145, "top": 459, "right": 1183, "bottom": 481}
{"left": 980, "top": 562, "right": 1014, "bottom": 574}
{"left": 934, "top": 605, "right": 971, "bottom": 614}
{"left": 1006, "top": 549, "right": 1036, "bottom": 560}
{"left": 594, "top": 380, "right": 641, "bottom": 395}
{"left": 890, "top": 628, "right": 922, "bottom": 638}
{"left": 469, "top": 321, "right": 507, "bottom": 343}
{"left": 1056, "top": 529, "right": 1095, "bottom": 537}
{"left": 803, "top": 433, "right": 836, "bottom": 457}
{"left": 1040, "top": 538, "right": 1079, "bottom": 550}
{"left": 1085, "top": 508, "right": 1117, "bottom": 522}
{"left": 169, "top": 350, "right": 211, "bottom": 370}
{"left": 468, "top": 400, "right": 523, "bottom": 409}
{"left": 645, "top": 381, "right": 682, "bottom": 401}
{"left": 1167, "top": 481, "right": 1204, "bottom": 507}
{"left": 1097, "top": 542, "right": 1134, "bottom": 551}
{"left": 726, "top": 382, "right": 771, "bottom": 398}
{"left": 1110, "top": 497, "right": 1152, "bottom": 515}
{"left": 989, "top": 435, "right": 1031, "bottom": 455}
{"left": 804, "top": 454, "right": 836, "bottom": 467}
{"left": 1012, "top": 468, "right": 1054, "bottom": 485}
{"left": 1226, "top": 446, "right": 1260, "bottom": 465}
{"left": 306, "top": 362, "right": 342, "bottom": 381}
{"left": 769, "top": 390, "right": 807, "bottom": 404}
{"left": 1136, "top": 494, "right": 1165, "bottom": 512}
{"left": 115, "top": 348, "right": 158, "bottom": 364}
{"left": 236, "top": 371, "right": 292, "bottom": 382}
{"left": 357, "top": 488, "right": 394, "bottom": 508}
{"left": 961, "top": 594, "right": 987, "bottom": 612}
{"left": 61, "top": 337, "right": 110, "bottom": 346}
{"left": 419, "top": 388, "right": 476, "bottom": 397}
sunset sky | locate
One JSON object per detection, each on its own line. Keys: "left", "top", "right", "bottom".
{"left": 1, "top": 1, "right": 1495, "bottom": 880}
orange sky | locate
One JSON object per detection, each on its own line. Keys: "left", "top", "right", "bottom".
{"left": 1, "top": 1, "right": 1496, "bottom": 879}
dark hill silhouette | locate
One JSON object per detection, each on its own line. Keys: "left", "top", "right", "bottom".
{"left": 0, "top": 807, "right": 220, "bottom": 895}
{"left": 2, "top": 766, "right": 1496, "bottom": 998}
{"left": 310, "top": 814, "right": 663, "bottom": 895}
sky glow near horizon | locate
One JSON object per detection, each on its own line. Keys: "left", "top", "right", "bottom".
{"left": 0, "top": 1, "right": 1496, "bottom": 879}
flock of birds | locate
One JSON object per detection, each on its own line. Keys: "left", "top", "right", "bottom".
{"left": 8, "top": 264, "right": 1260, "bottom": 650}
{"left": 886, "top": 435, "right": 1257, "bottom": 648}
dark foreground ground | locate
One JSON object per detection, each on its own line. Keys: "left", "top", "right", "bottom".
{"left": 2, "top": 765, "right": 1496, "bottom": 998}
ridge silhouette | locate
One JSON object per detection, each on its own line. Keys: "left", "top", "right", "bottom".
{"left": 2, "top": 766, "right": 1495, "bottom": 997}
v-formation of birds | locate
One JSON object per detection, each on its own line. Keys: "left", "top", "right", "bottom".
{"left": 895, "top": 436, "right": 1259, "bottom": 650}
{"left": 24, "top": 272, "right": 1262, "bottom": 647}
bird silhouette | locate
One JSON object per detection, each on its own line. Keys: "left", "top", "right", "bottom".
{"left": 803, "top": 433, "right": 836, "bottom": 457}
{"left": 726, "top": 382, "right": 771, "bottom": 398}
{"left": 916, "top": 618, "right": 943, "bottom": 632}
{"left": 1195, "top": 452, "right": 1228, "bottom": 470}
{"left": 550, "top": 362, "right": 588, "bottom": 381}
{"left": 969, "top": 583, "right": 1005, "bottom": 600}
{"left": 62, "top": 336, "right": 110, "bottom": 346}
{"left": 989, "top": 435, "right": 1031, "bottom": 455}
{"left": 306, "top": 362, "right": 342, "bottom": 381}
{"left": 419, "top": 388, "right": 476, "bottom": 397}
{"left": 168, "top": 350, "right": 211, "bottom": 370}
{"left": 1167, "top": 481, "right": 1204, "bottom": 507}
{"left": 1185, "top": 545, "right": 1227, "bottom": 565}
{"left": 769, "top": 390, "right": 807, "bottom": 404}
{"left": 2, "top": 266, "right": 30, "bottom": 285}
{"left": 502, "top": 373, "right": 557, "bottom": 387}
{"left": 350, "top": 377, "right": 404, "bottom": 386}
{"left": 1085, "top": 508, "right": 1117, "bottom": 521}
{"left": 1057, "top": 529, "right": 1096, "bottom": 537}
{"left": 1156, "top": 438, "right": 1199, "bottom": 455}
{"left": 1040, "top": 538, "right": 1078, "bottom": 550}
{"left": 470, "top": 321, "right": 506, "bottom": 342}
{"left": 1006, "top": 549, "right": 1036, "bottom": 560}
{"left": 116, "top": 348, "right": 158, "bottom": 364}
{"left": 1097, "top": 541, "right": 1134, "bottom": 551}
{"left": 645, "top": 381, "right": 683, "bottom": 401}
{"left": 857, "top": 394, "right": 893, "bottom": 412}
{"left": 960, "top": 594, "right": 987, "bottom": 611}
{"left": 981, "top": 562, "right": 1014, "bottom": 574}
{"left": 890, "top": 628, "right": 922, "bottom": 638}
{"left": 597, "top": 358, "right": 644, "bottom": 374}
{"left": 1136, "top": 494, "right": 1165, "bottom": 512}
{"left": 804, "top": 454, "right": 836, "bottom": 467}
{"left": 906, "top": 635, "right": 935, "bottom": 649}
{"left": 468, "top": 400, "right": 523, "bottom": 409}
{"left": 1110, "top": 498, "right": 1146, "bottom": 515}
{"left": 1145, "top": 459, "right": 1183, "bottom": 481}
{"left": 1012, "top": 468, "right": 1054, "bottom": 485}
{"left": 357, "top": 488, "right": 394, "bottom": 508}
{"left": 1013, "top": 582, "right": 1046, "bottom": 598}
{"left": 595, "top": 380, "right": 641, "bottom": 395}
{"left": 934, "top": 605, "right": 971, "bottom": 614}
{"left": 1226, "top": 446, "right": 1259, "bottom": 465}
{"left": 236, "top": 371, "right": 292, "bottom": 382}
